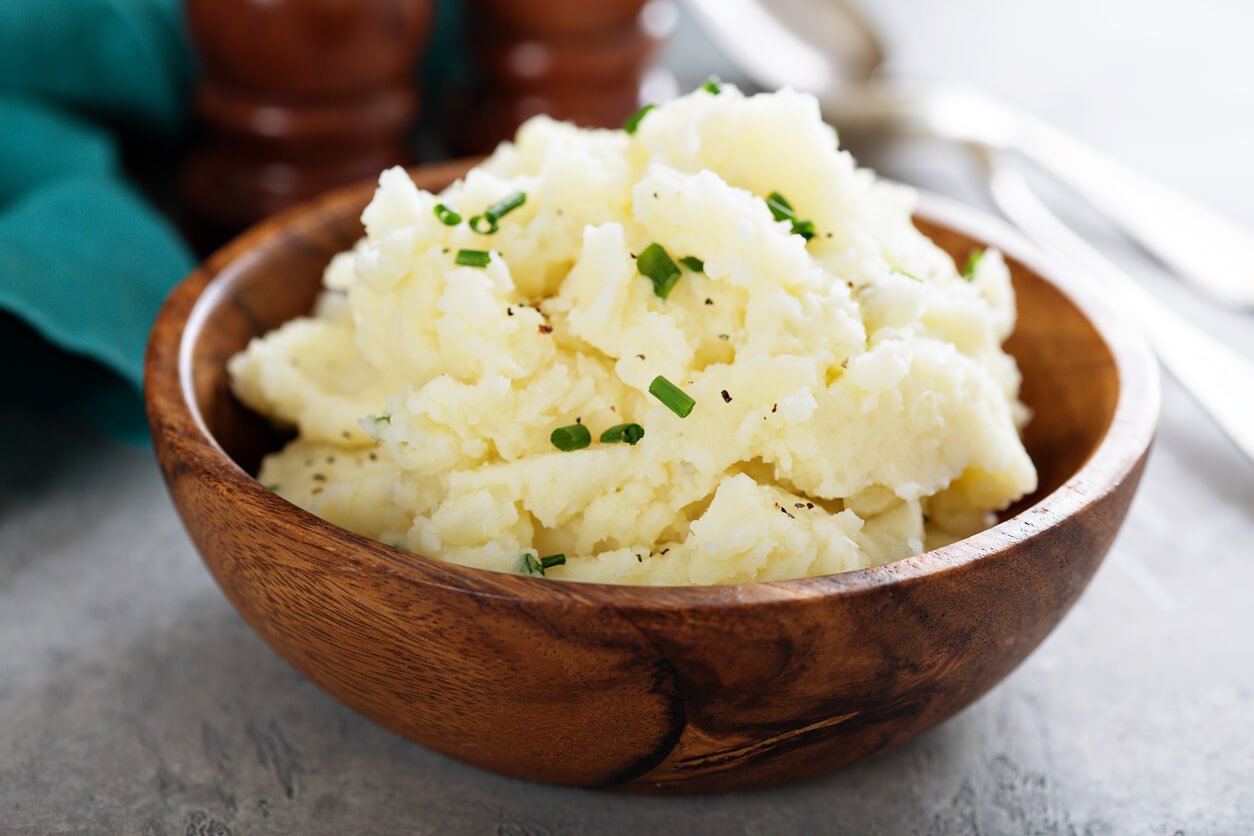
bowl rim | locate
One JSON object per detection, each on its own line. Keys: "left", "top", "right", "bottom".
{"left": 145, "top": 162, "right": 1160, "bottom": 611}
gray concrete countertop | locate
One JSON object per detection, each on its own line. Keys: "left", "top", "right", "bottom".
{"left": 4, "top": 2, "right": 1253, "bottom": 833}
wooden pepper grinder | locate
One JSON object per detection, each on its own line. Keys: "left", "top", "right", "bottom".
{"left": 183, "top": 0, "right": 434, "bottom": 230}
{"left": 459, "top": 0, "right": 677, "bottom": 153}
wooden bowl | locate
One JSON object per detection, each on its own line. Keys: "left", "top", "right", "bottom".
{"left": 145, "top": 159, "right": 1158, "bottom": 793}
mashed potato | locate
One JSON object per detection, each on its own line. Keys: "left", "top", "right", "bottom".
{"left": 228, "top": 85, "right": 1036, "bottom": 585}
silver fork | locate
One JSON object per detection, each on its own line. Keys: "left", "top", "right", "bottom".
{"left": 981, "top": 151, "right": 1254, "bottom": 466}
{"left": 829, "top": 83, "right": 1254, "bottom": 311}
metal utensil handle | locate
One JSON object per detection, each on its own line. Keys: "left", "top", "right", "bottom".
{"left": 983, "top": 151, "right": 1254, "bottom": 467}
{"left": 1018, "top": 115, "right": 1254, "bottom": 309}
{"left": 825, "top": 81, "right": 1254, "bottom": 309}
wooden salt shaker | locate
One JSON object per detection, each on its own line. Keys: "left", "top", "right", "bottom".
{"left": 183, "top": 0, "right": 434, "bottom": 229}
{"left": 459, "top": 0, "right": 677, "bottom": 153}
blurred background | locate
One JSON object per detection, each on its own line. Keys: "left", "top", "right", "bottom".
{"left": 2, "top": 1, "right": 1252, "bottom": 833}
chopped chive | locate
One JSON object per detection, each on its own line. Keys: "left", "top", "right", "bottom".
{"left": 469, "top": 190, "right": 527, "bottom": 235}
{"left": 624, "top": 103, "right": 656, "bottom": 134}
{"left": 455, "top": 248, "right": 492, "bottom": 268}
{"left": 679, "top": 256, "right": 705, "bottom": 273}
{"left": 893, "top": 268, "right": 922, "bottom": 283}
{"left": 539, "top": 554, "right": 566, "bottom": 569}
{"left": 600, "top": 423, "right": 645, "bottom": 445}
{"left": 766, "top": 191, "right": 817, "bottom": 241}
{"left": 469, "top": 214, "right": 499, "bottom": 234}
{"left": 433, "top": 203, "right": 461, "bottom": 226}
{"left": 518, "top": 551, "right": 545, "bottom": 577}
{"left": 649, "top": 375, "right": 695, "bottom": 418}
{"left": 766, "top": 191, "right": 795, "bottom": 220}
{"left": 551, "top": 423, "right": 591, "bottom": 451}
{"left": 700, "top": 76, "right": 722, "bottom": 95}
{"left": 637, "top": 243, "right": 682, "bottom": 299}
{"left": 962, "top": 248, "right": 985, "bottom": 280}
{"left": 265, "top": 483, "right": 280, "bottom": 492}
{"left": 487, "top": 190, "right": 526, "bottom": 220}
{"left": 517, "top": 551, "right": 566, "bottom": 577}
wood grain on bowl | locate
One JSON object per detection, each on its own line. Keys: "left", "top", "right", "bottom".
{"left": 145, "top": 160, "right": 1158, "bottom": 792}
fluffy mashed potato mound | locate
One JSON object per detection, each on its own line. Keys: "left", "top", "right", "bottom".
{"left": 228, "top": 86, "right": 1037, "bottom": 585}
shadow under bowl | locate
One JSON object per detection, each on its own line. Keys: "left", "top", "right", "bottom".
{"left": 145, "top": 159, "right": 1159, "bottom": 793}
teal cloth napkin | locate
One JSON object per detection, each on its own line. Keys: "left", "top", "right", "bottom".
{"left": 0, "top": 0, "right": 196, "bottom": 444}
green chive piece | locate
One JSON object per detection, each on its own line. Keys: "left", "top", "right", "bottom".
{"left": 455, "top": 249, "right": 492, "bottom": 268}
{"left": 265, "top": 483, "right": 280, "bottom": 492}
{"left": 766, "top": 191, "right": 817, "bottom": 241}
{"left": 518, "top": 551, "right": 546, "bottom": 577}
{"left": 638, "top": 243, "right": 682, "bottom": 299}
{"left": 539, "top": 554, "right": 566, "bottom": 570}
{"left": 701, "top": 76, "right": 722, "bottom": 95}
{"left": 679, "top": 256, "right": 705, "bottom": 273}
{"left": 962, "top": 248, "right": 985, "bottom": 280}
{"left": 600, "top": 423, "right": 645, "bottom": 445}
{"left": 893, "top": 268, "right": 923, "bottom": 283}
{"left": 624, "top": 103, "right": 656, "bottom": 134}
{"left": 434, "top": 203, "right": 461, "bottom": 226}
{"left": 766, "top": 191, "right": 795, "bottom": 221}
{"left": 649, "top": 375, "right": 695, "bottom": 418}
{"left": 517, "top": 551, "right": 566, "bottom": 577}
{"left": 551, "top": 423, "right": 592, "bottom": 451}
{"left": 469, "top": 190, "right": 526, "bottom": 235}
{"left": 487, "top": 190, "right": 526, "bottom": 221}
{"left": 469, "top": 214, "right": 499, "bottom": 234}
